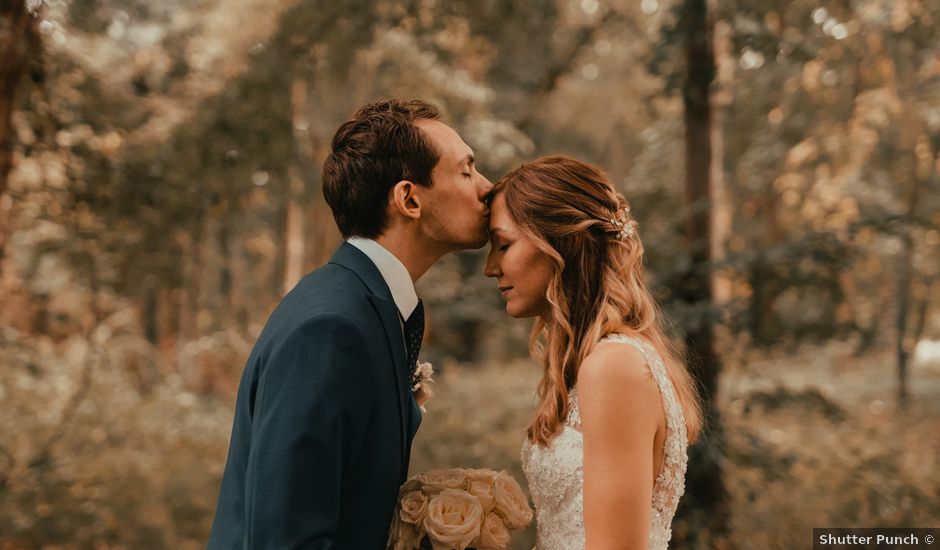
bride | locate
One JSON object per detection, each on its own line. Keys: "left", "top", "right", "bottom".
{"left": 483, "top": 156, "right": 703, "bottom": 549}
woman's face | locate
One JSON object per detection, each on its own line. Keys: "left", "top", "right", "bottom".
{"left": 483, "top": 194, "right": 555, "bottom": 319}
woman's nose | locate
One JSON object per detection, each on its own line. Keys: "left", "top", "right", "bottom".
{"left": 483, "top": 255, "right": 500, "bottom": 278}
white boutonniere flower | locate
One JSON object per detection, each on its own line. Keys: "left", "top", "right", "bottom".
{"left": 411, "top": 361, "right": 434, "bottom": 413}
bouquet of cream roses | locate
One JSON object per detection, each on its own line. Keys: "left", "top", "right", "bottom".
{"left": 387, "top": 468, "right": 534, "bottom": 550}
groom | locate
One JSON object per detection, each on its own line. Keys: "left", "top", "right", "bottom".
{"left": 208, "top": 99, "right": 492, "bottom": 548}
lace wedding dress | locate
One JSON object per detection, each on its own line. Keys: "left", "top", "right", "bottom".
{"left": 521, "top": 334, "right": 688, "bottom": 550}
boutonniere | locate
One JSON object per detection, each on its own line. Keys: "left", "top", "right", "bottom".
{"left": 411, "top": 361, "right": 434, "bottom": 413}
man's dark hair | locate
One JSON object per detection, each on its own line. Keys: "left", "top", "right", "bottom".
{"left": 322, "top": 99, "right": 442, "bottom": 239}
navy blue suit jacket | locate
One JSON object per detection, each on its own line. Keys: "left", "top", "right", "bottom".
{"left": 208, "top": 243, "right": 422, "bottom": 549}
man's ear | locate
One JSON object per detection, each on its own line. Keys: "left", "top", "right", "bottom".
{"left": 391, "top": 180, "right": 422, "bottom": 220}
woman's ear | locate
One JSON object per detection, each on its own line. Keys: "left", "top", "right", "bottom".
{"left": 391, "top": 180, "right": 422, "bottom": 220}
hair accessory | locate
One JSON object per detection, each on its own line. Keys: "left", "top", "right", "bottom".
{"left": 607, "top": 206, "right": 637, "bottom": 241}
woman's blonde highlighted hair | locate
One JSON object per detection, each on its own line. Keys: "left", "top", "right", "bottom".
{"left": 494, "top": 156, "right": 703, "bottom": 446}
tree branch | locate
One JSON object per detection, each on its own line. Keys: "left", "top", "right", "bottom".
{"left": 513, "top": 8, "right": 622, "bottom": 136}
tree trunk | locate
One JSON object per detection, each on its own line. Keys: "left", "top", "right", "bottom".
{"left": 176, "top": 221, "right": 203, "bottom": 366}
{"left": 895, "top": 228, "right": 915, "bottom": 406}
{"left": 157, "top": 286, "right": 177, "bottom": 355}
{"left": 909, "top": 277, "right": 933, "bottom": 350}
{"left": 143, "top": 281, "right": 158, "bottom": 344}
{"left": 747, "top": 257, "right": 774, "bottom": 345}
{"left": 893, "top": 35, "right": 925, "bottom": 408}
{"left": 0, "top": 0, "right": 34, "bottom": 195}
{"left": 0, "top": 0, "right": 38, "bottom": 273}
{"left": 306, "top": 128, "right": 341, "bottom": 270}
{"left": 283, "top": 77, "right": 309, "bottom": 294}
{"left": 710, "top": 18, "right": 732, "bottom": 308}
{"left": 283, "top": 166, "right": 306, "bottom": 293}
{"left": 672, "top": 0, "right": 730, "bottom": 547}
{"left": 218, "top": 200, "right": 232, "bottom": 309}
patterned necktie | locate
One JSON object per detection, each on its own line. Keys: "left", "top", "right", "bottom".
{"left": 402, "top": 299, "right": 425, "bottom": 376}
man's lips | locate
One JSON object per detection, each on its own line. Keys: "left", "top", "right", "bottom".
{"left": 498, "top": 286, "right": 512, "bottom": 296}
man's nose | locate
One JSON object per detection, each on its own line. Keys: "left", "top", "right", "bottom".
{"left": 479, "top": 174, "right": 494, "bottom": 200}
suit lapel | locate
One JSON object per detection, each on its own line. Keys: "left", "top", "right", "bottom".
{"left": 330, "top": 243, "right": 412, "bottom": 479}
{"left": 367, "top": 294, "right": 411, "bottom": 478}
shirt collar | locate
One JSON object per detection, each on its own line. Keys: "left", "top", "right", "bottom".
{"left": 346, "top": 237, "right": 419, "bottom": 319}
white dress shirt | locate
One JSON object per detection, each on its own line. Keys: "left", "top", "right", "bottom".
{"left": 347, "top": 237, "right": 419, "bottom": 320}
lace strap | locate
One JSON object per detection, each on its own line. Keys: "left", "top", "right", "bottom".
{"left": 601, "top": 335, "right": 665, "bottom": 393}
{"left": 598, "top": 334, "right": 688, "bottom": 448}
{"left": 601, "top": 333, "right": 688, "bottom": 518}
{"left": 565, "top": 387, "right": 581, "bottom": 428}
{"left": 567, "top": 336, "right": 662, "bottom": 429}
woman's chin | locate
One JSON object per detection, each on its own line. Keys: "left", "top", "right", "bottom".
{"left": 505, "top": 302, "right": 533, "bottom": 319}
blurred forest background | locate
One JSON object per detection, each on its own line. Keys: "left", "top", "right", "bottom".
{"left": 1, "top": 0, "right": 939, "bottom": 548}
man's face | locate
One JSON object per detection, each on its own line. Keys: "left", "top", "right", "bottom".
{"left": 414, "top": 119, "right": 493, "bottom": 250}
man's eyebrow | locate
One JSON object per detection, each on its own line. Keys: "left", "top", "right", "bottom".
{"left": 459, "top": 154, "right": 474, "bottom": 167}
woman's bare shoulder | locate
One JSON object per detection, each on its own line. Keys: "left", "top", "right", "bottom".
{"left": 578, "top": 339, "right": 660, "bottom": 415}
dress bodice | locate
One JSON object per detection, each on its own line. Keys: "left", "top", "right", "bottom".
{"left": 520, "top": 334, "right": 688, "bottom": 550}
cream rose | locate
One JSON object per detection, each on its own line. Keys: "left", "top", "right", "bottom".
{"left": 471, "top": 512, "right": 511, "bottom": 549}
{"left": 416, "top": 468, "right": 468, "bottom": 494}
{"left": 400, "top": 476, "right": 423, "bottom": 495}
{"left": 467, "top": 479, "right": 496, "bottom": 513}
{"left": 423, "top": 489, "right": 484, "bottom": 550}
{"left": 492, "top": 471, "right": 533, "bottom": 530}
{"left": 400, "top": 490, "right": 429, "bottom": 525}
{"left": 462, "top": 468, "right": 498, "bottom": 483}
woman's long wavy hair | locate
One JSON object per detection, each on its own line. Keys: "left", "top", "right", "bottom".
{"left": 494, "top": 156, "right": 703, "bottom": 447}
